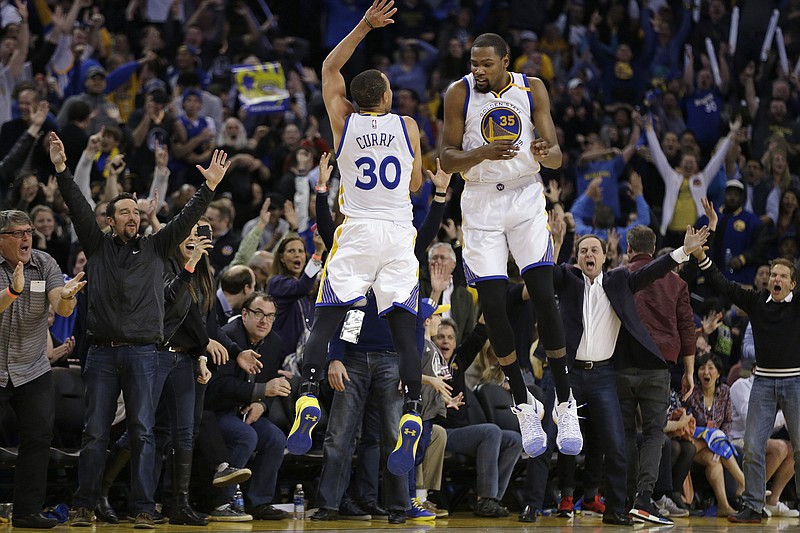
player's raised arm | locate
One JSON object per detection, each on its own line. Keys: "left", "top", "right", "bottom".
{"left": 322, "top": 0, "right": 396, "bottom": 145}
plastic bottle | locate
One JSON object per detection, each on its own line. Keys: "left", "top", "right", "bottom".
{"left": 293, "top": 484, "right": 305, "bottom": 520}
{"left": 233, "top": 485, "right": 244, "bottom": 513}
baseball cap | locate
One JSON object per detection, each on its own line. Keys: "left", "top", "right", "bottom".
{"left": 146, "top": 79, "right": 170, "bottom": 104}
{"left": 519, "top": 30, "right": 538, "bottom": 42}
{"left": 725, "top": 179, "right": 745, "bottom": 191}
{"left": 420, "top": 297, "right": 451, "bottom": 321}
{"left": 86, "top": 66, "right": 107, "bottom": 79}
{"left": 182, "top": 88, "right": 202, "bottom": 102}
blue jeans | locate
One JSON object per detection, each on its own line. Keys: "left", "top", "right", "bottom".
{"left": 316, "top": 350, "right": 406, "bottom": 511}
{"left": 570, "top": 363, "right": 627, "bottom": 513}
{"left": 216, "top": 412, "right": 285, "bottom": 508}
{"left": 444, "top": 424, "right": 522, "bottom": 499}
{"left": 74, "top": 344, "right": 158, "bottom": 514}
{"left": 741, "top": 375, "right": 800, "bottom": 512}
{"left": 154, "top": 351, "right": 196, "bottom": 451}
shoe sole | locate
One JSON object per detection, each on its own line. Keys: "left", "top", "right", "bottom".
{"left": 287, "top": 397, "right": 321, "bottom": 455}
{"left": 556, "top": 431, "right": 583, "bottom": 455}
{"left": 578, "top": 510, "right": 603, "bottom": 518}
{"left": 387, "top": 415, "right": 422, "bottom": 476}
{"left": 629, "top": 509, "right": 673, "bottom": 525}
{"left": 339, "top": 515, "right": 372, "bottom": 521}
{"left": 69, "top": 521, "right": 92, "bottom": 527}
{"left": 557, "top": 510, "right": 574, "bottom": 518}
{"left": 208, "top": 515, "right": 253, "bottom": 522}
{"left": 407, "top": 515, "right": 436, "bottom": 521}
{"left": 518, "top": 407, "right": 548, "bottom": 458}
{"left": 727, "top": 517, "right": 762, "bottom": 524}
{"left": 133, "top": 523, "right": 155, "bottom": 529}
{"left": 213, "top": 468, "right": 252, "bottom": 487}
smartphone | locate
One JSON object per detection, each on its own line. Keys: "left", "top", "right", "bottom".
{"left": 197, "top": 225, "right": 212, "bottom": 240}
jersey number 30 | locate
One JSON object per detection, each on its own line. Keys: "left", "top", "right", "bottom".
{"left": 355, "top": 156, "right": 402, "bottom": 190}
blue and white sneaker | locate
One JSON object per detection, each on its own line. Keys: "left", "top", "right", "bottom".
{"left": 511, "top": 392, "right": 547, "bottom": 458}
{"left": 406, "top": 499, "right": 435, "bottom": 521}
{"left": 553, "top": 393, "right": 583, "bottom": 455}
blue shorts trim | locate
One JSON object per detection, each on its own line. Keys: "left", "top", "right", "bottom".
{"left": 379, "top": 302, "right": 418, "bottom": 317}
{"left": 521, "top": 261, "right": 555, "bottom": 275}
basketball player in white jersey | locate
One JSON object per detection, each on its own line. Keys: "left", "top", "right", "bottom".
{"left": 286, "top": 0, "right": 448, "bottom": 479}
{"left": 440, "top": 33, "right": 582, "bottom": 459}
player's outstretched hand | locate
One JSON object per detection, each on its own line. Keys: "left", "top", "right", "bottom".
{"left": 364, "top": 0, "right": 396, "bottom": 28}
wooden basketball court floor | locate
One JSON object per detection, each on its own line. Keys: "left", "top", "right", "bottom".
{"left": 11, "top": 514, "right": 794, "bottom": 532}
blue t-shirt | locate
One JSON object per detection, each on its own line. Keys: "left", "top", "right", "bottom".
{"left": 683, "top": 87, "right": 722, "bottom": 152}
{"left": 576, "top": 155, "right": 626, "bottom": 219}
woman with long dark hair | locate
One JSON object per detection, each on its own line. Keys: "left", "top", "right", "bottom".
{"left": 155, "top": 218, "right": 217, "bottom": 526}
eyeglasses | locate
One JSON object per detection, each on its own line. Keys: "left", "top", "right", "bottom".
{"left": 245, "top": 308, "right": 277, "bottom": 322}
{"left": 1, "top": 229, "right": 33, "bottom": 239}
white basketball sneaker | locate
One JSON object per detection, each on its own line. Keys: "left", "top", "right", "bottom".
{"left": 511, "top": 390, "right": 547, "bottom": 458}
{"left": 553, "top": 393, "right": 583, "bottom": 455}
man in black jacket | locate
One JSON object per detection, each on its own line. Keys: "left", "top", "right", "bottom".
{"left": 49, "top": 133, "right": 231, "bottom": 529}
{"left": 551, "top": 226, "right": 708, "bottom": 525}
{"left": 207, "top": 292, "right": 289, "bottom": 520}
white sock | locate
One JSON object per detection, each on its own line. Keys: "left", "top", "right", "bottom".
{"left": 416, "top": 489, "right": 427, "bottom": 502}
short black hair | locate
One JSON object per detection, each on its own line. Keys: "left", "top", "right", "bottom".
{"left": 242, "top": 290, "right": 275, "bottom": 310}
{"left": 67, "top": 100, "right": 92, "bottom": 123}
{"left": 350, "top": 69, "right": 387, "bottom": 109}
{"left": 472, "top": 33, "right": 509, "bottom": 60}
{"left": 177, "top": 71, "right": 202, "bottom": 89}
{"left": 106, "top": 192, "right": 136, "bottom": 218}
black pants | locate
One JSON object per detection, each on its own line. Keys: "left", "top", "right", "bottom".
{"left": 0, "top": 371, "right": 55, "bottom": 516}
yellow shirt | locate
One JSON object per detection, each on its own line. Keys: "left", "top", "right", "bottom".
{"left": 669, "top": 177, "right": 697, "bottom": 231}
{"left": 513, "top": 53, "right": 554, "bottom": 81}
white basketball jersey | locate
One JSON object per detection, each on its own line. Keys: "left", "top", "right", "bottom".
{"left": 461, "top": 72, "right": 541, "bottom": 183}
{"left": 336, "top": 113, "right": 415, "bottom": 222}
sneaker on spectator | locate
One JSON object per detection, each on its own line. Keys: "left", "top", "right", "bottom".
{"left": 407, "top": 498, "right": 436, "bottom": 520}
{"left": 580, "top": 495, "right": 606, "bottom": 516}
{"left": 656, "top": 495, "right": 689, "bottom": 517}
{"left": 212, "top": 463, "right": 252, "bottom": 487}
{"left": 553, "top": 394, "right": 583, "bottom": 455}
{"left": 473, "top": 498, "right": 509, "bottom": 518}
{"left": 765, "top": 502, "right": 800, "bottom": 517}
{"left": 630, "top": 497, "right": 673, "bottom": 525}
{"left": 557, "top": 496, "right": 574, "bottom": 518}
{"left": 421, "top": 500, "right": 448, "bottom": 518}
{"left": 511, "top": 396, "right": 547, "bottom": 458}
{"left": 208, "top": 503, "right": 252, "bottom": 522}
{"left": 728, "top": 506, "right": 763, "bottom": 524}
{"left": 69, "top": 507, "right": 94, "bottom": 527}
{"left": 339, "top": 496, "right": 371, "bottom": 520}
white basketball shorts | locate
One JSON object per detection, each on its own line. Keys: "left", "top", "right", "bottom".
{"left": 316, "top": 218, "right": 419, "bottom": 315}
{"left": 461, "top": 177, "right": 554, "bottom": 285}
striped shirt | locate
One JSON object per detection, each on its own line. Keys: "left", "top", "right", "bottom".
{"left": 0, "top": 250, "right": 65, "bottom": 387}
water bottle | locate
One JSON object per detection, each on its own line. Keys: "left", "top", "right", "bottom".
{"left": 293, "top": 484, "right": 305, "bottom": 520}
{"left": 724, "top": 248, "right": 734, "bottom": 275}
{"left": 233, "top": 485, "right": 244, "bottom": 513}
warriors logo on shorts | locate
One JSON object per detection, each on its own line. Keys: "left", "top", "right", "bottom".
{"left": 481, "top": 106, "right": 522, "bottom": 145}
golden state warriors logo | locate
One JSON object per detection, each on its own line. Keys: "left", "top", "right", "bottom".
{"left": 481, "top": 107, "right": 522, "bottom": 144}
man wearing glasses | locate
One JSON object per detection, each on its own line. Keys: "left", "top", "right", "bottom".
{"left": 205, "top": 292, "right": 290, "bottom": 520}
{"left": 0, "top": 210, "right": 84, "bottom": 529}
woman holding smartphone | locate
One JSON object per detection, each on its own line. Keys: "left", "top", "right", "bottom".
{"left": 156, "top": 218, "right": 219, "bottom": 525}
